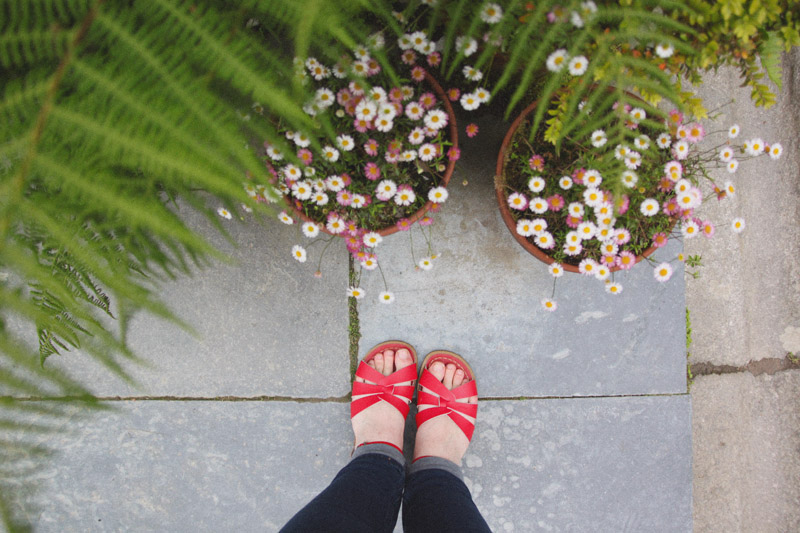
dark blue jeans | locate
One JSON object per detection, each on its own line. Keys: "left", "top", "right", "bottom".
{"left": 281, "top": 444, "right": 491, "bottom": 532}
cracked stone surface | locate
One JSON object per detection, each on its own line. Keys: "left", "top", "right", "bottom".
{"left": 16, "top": 396, "right": 690, "bottom": 533}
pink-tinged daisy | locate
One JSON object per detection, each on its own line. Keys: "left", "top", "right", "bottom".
{"left": 528, "top": 155, "right": 545, "bottom": 171}
{"left": 363, "top": 232, "right": 383, "bottom": 248}
{"left": 419, "top": 216, "right": 433, "bottom": 226}
{"left": 731, "top": 218, "right": 746, "bottom": 233}
{"left": 768, "top": 143, "right": 782, "bottom": 160}
{"left": 601, "top": 254, "right": 617, "bottom": 267}
{"left": 616, "top": 251, "right": 636, "bottom": 270}
{"left": 326, "top": 216, "right": 346, "bottom": 234}
{"left": 568, "top": 202, "right": 584, "bottom": 218}
{"left": 564, "top": 242, "right": 583, "bottom": 256}
{"left": 418, "top": 92, "right": 437, "bottom": 109}
{"left": 353, "top": 118, "right": 371, "bottom": 133}
{"left": 302, "top": 222, "right": 320, "bottom": 238}
{"left": 534, "top": 232, "right": 555, "bottom": 249}
{"left": 385, "top": 151, "right": 400, "bottom": 164}
{"left": 347, "top": 286, "right": 365, "bottom": 300}
{"left": 466, "top": 123, "right": 479, "bottom": 138}
{"left": 681, "top": 219, "right": 699, "bottom": 238}
{"left": 702, "top": 221, "right": 715, "bottom": 238}
{"left": 411, "top": 66, "right": 426, "bottom": 82}
{"left": 460, "top": 92, "right": 480, "bottom": 111}
{"left": 377, "top": 102, "right": 397, "bottom": 121}
{"left": 668, "top": 109, "right": 684, "bottom": 128}
{"left": 576, "top": 221, "right": 596, "bottom": 240}
{"left": 728, "top": 124, "right": 740, "bottom": 138}
{"left": 529, "top": 197, "right": 548, "bottom": 214}
{"left": 549, "top": 262, "right": 565, "bottom": 278}
{"left": 686, "top": 123, "right": 705, "bottom": 143}
{"left": 418, "top": 143, "right": 437, "bottom": 162}
{"left": 336, "top": 190, "right": 353, "bottom": 206}
{"left": 652, "top": 232, "right": 668, "bottom": 248}
{"left": 547, "top": 194, "right": 565, "bottom": 212}
{"left": 662, "top": 198, "right": 680, "bottom": 215}
{"left": 656, "top": 133, "right": 672, "bottom": 149}
{"left": 217, "top": 207, "right": 232, "bottom": 220}
{"left": 654, "top": 262, "right": 673, "bottom": 282}
{"left": 605, "top": 282, "right": 623, "bottom": 295}
{"left": 424, "top": 109, "right": 448, "bottom": 130}
{"left": 387, "top": 139, "right": 403, "bottom": 154}
{"left": 401, "top": 49, "right": 417, "bottom": 65}
{"left": 507, "top": 192, "right": 528, "bottom": 211}
{"left": 559, "top": 176, "right": 573, "bottom": 189}
{"left": 297, "top": 148, "right": 313, "bottom": 166}
{"left": 291, "top": 244, "right": 307, "bottom": 263}
{"left": 566, "top": 215, "right": 582, "bottom": 229}
{"left": 394, "top": 186, "right": 416, "bottom": 206}
{"left": 278, "top": 211, "right": 294, "bottom": 225}
{"left": 727, "top": 159, "right": 739, "bottom": 173}
{"left": 388, "top": 87, "right": 404, "bottom": 102}
{"left": 676, "top": 125, "right": 689, "bottom": 140}
{"left": 364, "top": 162, "right": 382, "bottom": 181}
{"left": 578, "top": 258, "right": 598, "bottom": 275}
{"left": 428, "top": 187, "right": 449, "bottom": 203}
{"left": 640, "top": 198, "right": 659, "bottom": 217}
{"left": 447, "top": 146, "right": 461, "bottom": 162}
{"left": 672, "top": 140, "right": 689, "bottom": 160}
{"left": 594, "top": 265, "right": 611, "bottom": 281}
{"left": 427, "top": 52, "right": 441, "bottom": 67}
{"left": 614, "top": 228, "right": 632, "bottom": 246}
{"left": 396, "top": 218, "right": 412, "bottom": 231}
{"left": 447, "top": 87, "right": 461, "bottom": 101}
{"left": 616, "top": 194, "right": 630, "bottom": 214}
{"left": 408, "top": 127, "right": 426, "bottom": 145}
{"left": 405, "top": 101, "right": 424, "bottom": 120}
{"left": 541, "top": 298, "right": 558, "bottom": 312}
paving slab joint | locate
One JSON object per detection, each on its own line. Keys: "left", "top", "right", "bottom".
{"left": 690, "top": 353, "right": 800, "bottom": 378}
{"left": 7, "top": 395, "right": 351, "bottom": 403}
{"left": 348, "top": 255, "right": 360, "bottom": 385}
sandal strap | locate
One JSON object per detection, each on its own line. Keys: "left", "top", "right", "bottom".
{"left": 415, "top": 369, "right": 478, "bottom": 441}
{"left": 350, "top": 361, "right": 418, "bottom": 419}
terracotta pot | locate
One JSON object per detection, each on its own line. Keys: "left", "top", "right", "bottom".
{"left": 286, "top": 69, "right": 458, "bottom": 237}
{"left": 495, "top": 97, "right": 670, "bottom": 273}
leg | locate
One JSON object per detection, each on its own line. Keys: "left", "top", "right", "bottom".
{"left": 281, "top": 346, "right": 417, "bottom": 533}
{"left": 403, "top": 359, "right": 490, "bottom": 533}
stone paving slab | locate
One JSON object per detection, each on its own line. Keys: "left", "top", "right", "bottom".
{"left": 692, "top": 370, "right": 800, "bottom": 533}
{"left": 18, "top": 396, "right": 691, "bottom": 532}
{"left": 33, "top": 201, "right": 352, "bottom": 398}
{"left": 359, "top": 114, "right": 687, "bottom": 397}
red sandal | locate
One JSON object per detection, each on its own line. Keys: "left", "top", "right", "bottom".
{"left": 351, "top": 341, "right": 418, "bottom": 421}
{"left": 416, "top": 351, "right": 478, "bottom": 441}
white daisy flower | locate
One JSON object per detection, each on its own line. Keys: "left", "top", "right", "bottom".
{"left": 291, "top": 245, "right": 307, "bottom": 263}
{"left": 312, "top": 191, "right": 329, "bottom": 206}
{"left": 624, "top": 153, "right": 642, "bottom": 170}
{"left": 355, "top": 100, "right": 378, "bottom": 122}
{"left": 322, "top": 146, "right": 340, "bottom": 163}
{"left": 428, "top": 187, "right": 449, "bottom": 203}
{"left": 731, "top": 217, "right": 746, "bottom": 233}
{"left": 583, "top": 169, "right": 602, "bottom": 187}
{"left": 594, "top": 265, "right": 610, "bottom": 281}
{"left": 325, "top": 175, "right": 345, "bottom": 192}
{"left": 375, "top": 180, "right": 397, "bottom": 199}
{"left": 605, "top": 282, "right": 623, "bottom": 295}
{"left": 361, "top": 256, "right": 378, "bottom": 270}
{"left": 377, "top": 101, "right": 397, "bottom": 121}
{"left": 244, "top": 183, "right": 258, "bottom": 198}
{"left": 653, "top": 262, "right": 673, "bottom": 282}
{"left": 379, "top": 291, "right": 395, "bottom": 304}
{"left": 367, "top": 32, "right": 385, "bottom": 50}
{"left": 549, "top": 262, "right": 565, "bottom": 278}
{"left": 559, "top": 176, "right": 573, "bottom": 190}
{"left": 266, "top": 145, "right": 284, "bottom": 160}
{"left": 283, "top": 164, "right": 302, "bottom": 181}
{"left": 529, "top": 197, "right": 548, "bottom": 214}
{"left": 326, "top": 217, "right": 346, "bottom": 234}
{"left": 315, "top": 87, "right": 335, "bottom": 108}
{"left": 336, "top": 134, "right": 355, "bottom": 152}
{"left": 674, "top": 179, "right": 691, "bottom": 194}
{"left": 640, "top": 198, "right": 659, "bottom": 216}
{"left": 655, "top": 43, "right": 674, "bottom": 58}
{"left": 614, "top": 144, "right": 629, "bottom": 160}
{"left": 564, "top": 242, "right": 583, "bottom": 256}
{"left": 418, "top": 257, "right": 434, "bottom": 271}
{"left": 656, "top": 133, "right": 672, "bottom": 149}
{"left": 571, "top": 11, "right": 584, "bottom": 27}
{"left": 591, "top": 130, "right": 607, "bottom": 147}
{"left": 375, "top": 117, "right": 394, "bottom": 133}
{"left": 528, "top": 176, "right": 546, "bottom": 193}
{"left": 600, "top": 241, "right": 619, "bottom": 256}
{"left": 568, "top": 55, "right": 589, "bottom": 76}
{"left": 681, "top": 219, "right": 699, "bottom": 239}
{"left": 672, "top": 140, "right": 689, "bottom": 160}
{"left": 303, "top": 166, "right": 316, "bottom": 178}
{"left": 565, "top": 231, "right": 581, "bottom": 245}
{"left": 534, "top": 231, "right": 555, "bottom": 249}
{"left": 347, "top": 286, "right": 365, "bottom": 300}
{"left": 634, "top": 135, "right": 650, "bottom": 150}
{"left": 576, "top": 221, "right": 597, "bottom": 240}
{"left": 398, "top": 34, "right": 414, "bottom": 50}
{"left": 302, "top": 222, "right": 320, "bottom": 238}
{"left": 480, "top": 2, "right": 503, "bottom": 23}
{"left": 568, "top": 202, "right": 584, "bottom": 218}
{"left": 423, "top": 109, "right": 448, "bottom": 130}
{"left": 395, "top": 188, "right": 416, "bottom": 206}
{"left": 676, "top": 191, "right": 696, "bottom": 210}
{"left": 583, "top": 188, "right": 603, "bottom": 207}
{"left": 409, "top": 31, "right": 429, "bottom": 53}
{"left": 541, "top": 298, "right": 557, "bottom": 312}
{"left": 405, "top": 101, "right": 425, "bottom": 120}
{"left": 418, "top": 143, "right": 437, "bottom": 162}
{"left": 578, "top": 258, "right": 598, "bottom": 275}
{"left": 363, "top": 232, "right": 383, "bottom": 247}
{"left": 546, "top": 49, "right": 569, "bottom": 72}
{"left": 332, "top": 64, "right": 347, "bottom": 78}
{"left": 350, "top": 194, "right": 368, "bottom": 209}
{"left": 462, "top": 65, "right": 483, "bottom": 81}
{"left": 475, "top": 87, "right": 491, "bottom": 103}
{"left": 724, "top": 181, "right": 736, "bottom": 196}
{"left": 768, "top": 143, "right": 783, "bottom": 160}
{"left": 278, "top": 211, "right": 294, "bottom": 225}
{"left": 459, "top": 92, "right": 480, "bottom": 111}
{"left": 400, "top": 150, "right": 417, "bottom": 162}
{"left": 727, "top": 159, "right": 739, "bottom": 173}
{"left": 719, "top": 146, "right": 734, "bottom": 162}
{"left": 292, "top": 181, "right": 312, "bottom": 200}
{"left": 217, "top": 207, "right": 232, "bottom": 219}
{"left": 621, "top": 170, "right": 638, "bottom": 188}
{"left": 629, "top": 107, "right": 646, "bottom": 122}
{"left": 456, "top": 36, "right": 478, "bottom": 57}
{"left": 516, "top": 219, "right": 536, "bottom": 237}
{"left": 746, "top": 138, "right": 765, "bottom": 156}
{"left": 728, "top": 124, "right": 740, "bottom": 138}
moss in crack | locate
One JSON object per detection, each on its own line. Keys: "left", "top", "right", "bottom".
{"left": 348, "top": 255, "right": 361, "bottom": 383}
{"left": 686, "top": 307, "right": 694, "bottom": 390}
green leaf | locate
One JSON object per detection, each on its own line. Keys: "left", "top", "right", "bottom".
{"left": 760, "top": 30, "right": 784, "bottom": 91}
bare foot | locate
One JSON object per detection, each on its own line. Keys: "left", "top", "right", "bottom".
{"left": 351, "top": 348, "right": 416, "bottom": 451}
{"left": 413, "top": 361, "right": 478, "bottom": 466}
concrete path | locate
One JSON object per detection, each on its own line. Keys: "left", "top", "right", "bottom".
{"left": 9, "top": 50, "right": 800, "bottom": 533}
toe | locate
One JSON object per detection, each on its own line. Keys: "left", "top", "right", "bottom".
{"left": 374, "top": 353, "right": 384, "bottom": 375}
{"left": 443, "top": 363, "right": 456, "bottom": 389}
{"left": 382, "top": 350, "right": 395, "bottom": 376}
{"left": 452, "top": 368, "right": 465, "bottom": 388}
{"left": 429, "top": 361, "right": 446, "bottom": 381}
{"left": 395, "top": 348, "right": 414, "bottom": 369}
